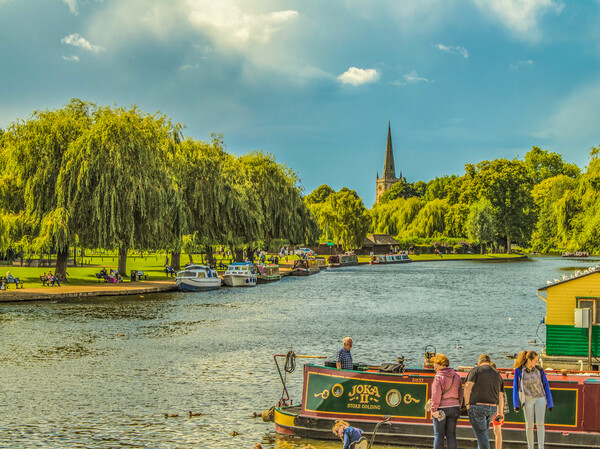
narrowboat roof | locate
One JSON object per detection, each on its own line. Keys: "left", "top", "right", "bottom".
{"left": 538, "top": 268, "right": 600, "bottom": 291}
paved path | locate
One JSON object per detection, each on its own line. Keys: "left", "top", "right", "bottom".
{"left": 0, "top": 280, "right": 177, "bottom": 302}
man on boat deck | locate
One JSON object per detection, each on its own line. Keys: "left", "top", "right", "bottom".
{"left": 464, "top": 354, "right": 505, "bottom": 449}
{"left": 336, "top": 337, "right": 353, "bottom": 370}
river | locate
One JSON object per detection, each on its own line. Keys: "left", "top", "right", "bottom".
{"left": 0, "top": 256, "right": 597, "bottom": 448}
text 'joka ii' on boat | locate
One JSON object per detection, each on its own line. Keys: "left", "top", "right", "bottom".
{"left": 369, "top": 252, "right": 412, "bottom": 265}
{"left": 290, "top": 259, "right": 321, "bottom": 276}
{"left": 222, "top": 262, "right": 257, "bottom": 287}
{"left": 256, "top": 264, "right": 282, "bottom": 284}
{"left": 266, "top": 350, "right": 600, "bottom": 448}
{"left": 327, "top": 253, "right": 359, "bottom": 268}
{"left": 175, "top": 265, "right": 221, "bottom": 292}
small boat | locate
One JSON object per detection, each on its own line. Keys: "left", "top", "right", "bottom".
{"left": 222, "top": 262, "right": 257, "bottom": 287}
{"left": 256, "top": 264, "right": 282, "bottom": 284}
{"left": 290, "top": 259, "right": 320, "bottom": 276}
{"left": 562, "top": 251, "right": 589, "bottom": 258}
{"left": 369, "top": 253, "right": 412, "bottom": 265}
{"left": 175, "top": 265, "right": 221, "bottom": 292}
{"left": 327, "top": 255, "right": 341, "bottom": 268}
{"left": 269, "top": 357, "right": 600, "bottom": 448}
{"left": 339, "top": 253, "right": 359, "bottom": 267}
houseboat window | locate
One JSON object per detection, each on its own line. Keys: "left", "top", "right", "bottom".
{"left": 577, "top": 298, "right": 600, "bottom": 324}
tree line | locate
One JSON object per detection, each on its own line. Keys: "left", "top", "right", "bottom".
{"left": 0, "top": 99, "right": 318, "bottom": 280}
{"left": 307, "top": 146, "right": 600, "bottom": 254}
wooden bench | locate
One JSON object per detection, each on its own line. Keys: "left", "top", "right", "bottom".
{"left": 2, "top": 276, "right": 24, "bottom": 289}
{"left": 137, "top": 271, "right": 148, "bottom": 280}
{"left": 95, "top": 273, "right": 108, "bottom": 283}
{"left": 40, "top": 275, "right": 49, "bottom": 286}
{"left": 164, "top": 267, "right": 175, "bottom": 278}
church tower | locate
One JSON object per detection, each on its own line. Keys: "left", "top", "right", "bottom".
{"left": 375, "top": 121, "right": 401, "bottom": 203}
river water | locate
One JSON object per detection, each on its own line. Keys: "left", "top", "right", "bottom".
{"left": 1, "top": 256, "right": 598, "bottom": 449}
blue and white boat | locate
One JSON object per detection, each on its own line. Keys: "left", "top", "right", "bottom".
{"left": 222, "top": 262, "right": 257, "bottom": 287}
{"left": 175, "top": 265, "right": 221, "bottom": 292}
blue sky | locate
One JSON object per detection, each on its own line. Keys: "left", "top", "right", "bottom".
{"left": 1, "top": 0, "right": 600, "bottom": 206}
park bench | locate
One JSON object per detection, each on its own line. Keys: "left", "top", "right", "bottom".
{"left": 137, "top": 271, "right": 148, "bottom": 280}
{"left": 1, "top": 275, "right": 24, "bottom": 289}
{"left": 40, "top": 275, "right": 49, "bottom": 286}
{"left": 164, "top": 267, "right": 175, "bottom": 277}
{"left": 95, "top": 273, "right": 108, "bottom": 283}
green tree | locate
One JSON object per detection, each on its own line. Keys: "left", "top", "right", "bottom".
{"left": 379, "top": 177, "right": 421, "bottom": 203}
{"left": 0, "top": 99, "right": 93, "bottom": 279}
{"left": 58, "top": 104, "right": 178, "bottom": 275}
{"left": 305, "top": 184, "right": 334, "bottom": 205}
{"left": 477, "top": 159, "right": 534, "bottom": 253}
{"left": 321, "top": 188, "right": 369, "bottom": 251}
{"left": 467, "top": 199, "right": 496, "bottom": 254}
{"left": 525, "top": 146, "right": 580, "bottom": 185}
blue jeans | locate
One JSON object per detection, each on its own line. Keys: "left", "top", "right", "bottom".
{"left": 433, "top": 406, "right": 460, "bottom": 449}
{"left": 468, "top": 404, "right": 497, "bottom": 449}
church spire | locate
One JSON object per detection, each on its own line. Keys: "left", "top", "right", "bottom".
{"left": 382, "top": 120, "right": 396, "bottom": 179}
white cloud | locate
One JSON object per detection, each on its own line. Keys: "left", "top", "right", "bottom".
{"left": 535, "top": 81, "right": 600, "bottom": 153}
{"left": 63, "top": 0, "right": 78, "bottom": 14}
{"left": 185, "top": 0, "right": 298, "bottom": 48}
{"left": 337, "top": 67, "right": 380, "bottom": 86}
{"left": 472, "top": 0, "right": 564, "bottom": 41}
{"left": 61, "top": 33, "right": 104, "bottom": 53}
{"left": 510, "top": 59, "right": 534, "bottom": 69}
{"left": 393, "top": 70, "right": 431, "bottom": 87}
{"left": 436, "top": 43, "right": 469, "bottom": 58}
{"left": 62, "top": 55, "right": 79, "bottom": 62}
{"left": 179, "top": 63, "right": 200, "bottom": 70}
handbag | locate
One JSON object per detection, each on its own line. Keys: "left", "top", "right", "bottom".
{"left": 425, "top": 374, "right": 455, "bottom": 411}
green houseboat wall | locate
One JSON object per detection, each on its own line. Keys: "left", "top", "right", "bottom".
{"left": 546, "top": 324, "right": 600, "bottom": 356}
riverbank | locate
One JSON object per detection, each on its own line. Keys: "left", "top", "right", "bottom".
{"left": 0, "top": 254, "right": 528, "bottom": 302}
{"left": 0, "top": 280, "right": 177, "bottom": 302}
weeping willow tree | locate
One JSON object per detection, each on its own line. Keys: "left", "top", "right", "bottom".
{"left": 171, "top": 135, "right": 259, "bottom": 268}
{"left": 235, "top": 151, "right": 318, "bottom": 253}
{"left": 0, "top": 99, "right": 93, "bottom": 280}
{"left": 57, "top": 104, "right": 179, "bottom": 276}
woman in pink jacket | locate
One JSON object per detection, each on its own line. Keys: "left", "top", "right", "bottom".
{"left": 430, "top": 354, "right": 464, "bottom": 449}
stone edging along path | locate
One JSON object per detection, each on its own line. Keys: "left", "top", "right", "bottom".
{"left": 0, "top": 280, "right": 177, "bottom": 303}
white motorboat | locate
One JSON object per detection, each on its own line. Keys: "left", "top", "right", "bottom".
{"left": 175, "top": 265, "right": 221, "bottom": 291}
{"left": 222, "top": 262, "right": 257, "bottom": 287}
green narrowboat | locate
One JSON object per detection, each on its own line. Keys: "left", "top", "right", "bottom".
{"left": 270, "top": 358, "right": 600, "bottom": 448}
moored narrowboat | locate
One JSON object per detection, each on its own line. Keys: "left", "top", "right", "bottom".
{"left": 256, "top": 264, "right": 282, "bottom": 284}
{"left": 339, "top": 253, "right": 359, "bottom": 267}
{"left": 270, "top": 360, "right": 600, "bottom": 448}
{"left": 291, "top": 259, "right": 320, "bottom": 276}
{"left": 327, "top": 255, "right": 341, "bottom": 268}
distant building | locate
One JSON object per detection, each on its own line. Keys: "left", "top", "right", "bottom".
{"left": 375, "top": 121, "right": 401, "bottom": 203}
{"left": 361, "top": 233, "right": 400, "bottom": 255}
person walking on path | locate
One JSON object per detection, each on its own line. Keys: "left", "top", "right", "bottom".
{"left": 430, "top": 354, "right": 464, "bottom": 449}
{"left": 464, "top": 354, "right": 505, "bottom": 449}
{"left": 513, "top": 350, "right": 553, "bottom": 449}
{"left": 336, "top": 337, "right": 353, "bottom": 370}
{"left": 332, "top": 419, "right": 364, "bottom": 449}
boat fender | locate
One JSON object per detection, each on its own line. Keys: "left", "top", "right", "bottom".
{"left": 261, "top": 406, "right": 275, "bottom": 422}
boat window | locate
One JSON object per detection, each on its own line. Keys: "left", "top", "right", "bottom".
{"left": 197, "top": 272, "right": 206, "bottom": 278}
{"left": 578, "top": 298, "right": 600, "bottom": 324}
